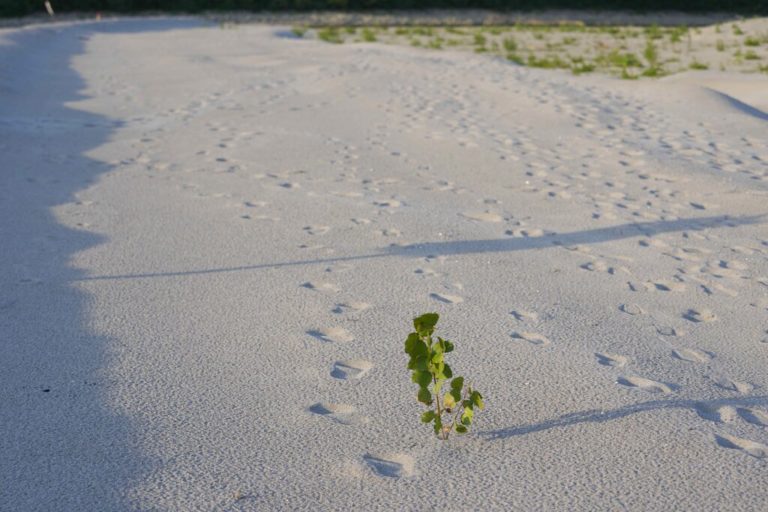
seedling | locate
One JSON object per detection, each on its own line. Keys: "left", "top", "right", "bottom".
{"left": 404, "top": 313, "right": 484, "bottom": 440}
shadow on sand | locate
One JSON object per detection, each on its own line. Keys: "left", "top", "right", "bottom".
{"left": 0, "top": 17, "right": 206, "bottom": 510}
{"left": 75, "top": 213, "right": 763, "bottom": 282}
{"left": 481, "top": 395, "right": 768, "bottom": 440}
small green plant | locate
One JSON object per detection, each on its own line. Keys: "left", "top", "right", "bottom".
{"left": 361, "top": 28, "right": 377, "bottom": 42}
{"left": 502, "top": 37, "right": 518, "bottom": 52}
{"left": 744, "top": 36, "right": 761, "bottom": 47}
{"left": 733, "top": 24, "right": 744, "bottom": 36}
{"left": 689, "top": 60, "right": 709, "bottom": 70}
{"left": 474, "top": 33, "right": 487, "bottom": 46}
{"left": 291, "top": 26, "right": 307, "bottom": 38}
{"left": 744, "top": 50, "right": 761, "bottom": 60}
{"left": 716, "top": 39, "right": 726, "bottom": 52}
{"left": 405, "top": 313, "right": 484, "bottom": 440}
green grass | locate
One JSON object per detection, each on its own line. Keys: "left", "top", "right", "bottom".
{"left": 744, "top": 36, "right": 761, "bottom": 47}
{"left": 744, "top": 50, "right": 761, "bottom": 60}
{"left": 502, "top": 37, "right": 518, "bottom": 52}
{"left": 716, "top": 39, "right": 726, "bottom": 51}
{"left": 733, "top": 24, "right": 745, "bottom": 36}
{"left": 361, "top": 28, "right": 377, "bottom": 42}
{"left": 572, "top": 62, "right": 596, "bottom": 74}
{"left": 689, "top": 60, "right": 709, "bottom": 70}
{"left": 527, "top": 54, "right": 570, "bottom": 69}
{"left": 291, "top": 26, "right": 307, "bottom": 38}
{"left": 317, "top": 27, "right": 342, "bottom": 44}
{"left": 473, "top": 33, "right": 487, "bottom": 46}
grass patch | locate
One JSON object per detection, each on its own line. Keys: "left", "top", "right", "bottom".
{"left": 716, "top": 40, "right": 726, "bottom": 52}
{"left": 744, "top": 50, "right": 761, "bottom": 60}
{"left": 361, "top": 28, "right": 377, "bottom": 42}
{"left": 291, "top": 26, "right": 307, "bottom": 38}
{"left": 318, "top": 27, "right": 343, "bottom": 44}
{"left": 744, "top": 36, "right": 761, "bottom": 47}
{"left": 689, "top": 60, "right": 709, "bottom": 70}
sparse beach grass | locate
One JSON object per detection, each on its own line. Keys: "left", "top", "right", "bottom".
{"left": 300, "top": 17, "right": 768, "bottom": 77}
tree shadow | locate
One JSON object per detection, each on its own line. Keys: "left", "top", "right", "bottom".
{"left": 0, "top": 17, "right": 206, "bottom": 510}
{"left": 75, "top": 213, "right": 763, "bottom": 281}
{"left": 481, "top": 395, "right": 768, "bottom": 440}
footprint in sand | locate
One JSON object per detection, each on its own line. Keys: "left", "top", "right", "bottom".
{"left": 683, "top": 309, "right": 716, "bottom": 323}
{"left": 460, "top": 211, "right": 503, "bottom": 223}
{"left": 331, "top": 360, "right": 373, "bottom": 380}
{"left": 511, "top": 331, "right": 551, "bottom": 347}
{"left": 672, "top": 348, "right": 713, "bottom": 364}
{"left": 617, "top": 376, "right": 672, "bottom": 394}
{"left": 619, "top": 303, "right": 645, "bottom": 316}
{"left": 301, "top": 281, "right": 341, "bottom": 294}
{"left": 308, "top": 327, "right": 354, "bottom": 343}
{"left": 303, "top": 225, "right": 331, "bottom": 235}
{"left": 510, "top": 310, "right": 538, "bottom": 322}
{"left": 595, "top": 352, "right": 628, "bottom": 367}
{"left": 362, "top": 453, "right": 415, "bottom": 478}
{"left": 332, "top": 302, "right": 371, "bottom": 314}
{"left": 695, "top": 403, "right": 738, "bottom": 423}
{"left": 714, "top": 434, "right": 768, "bottom": 458}
{"left": 738, "top": 408, "right": 768, "bottom": 427}
{"left": 373, "top": 198, "right": 401, "bottom": 208}
{"left": 710, "top": 377, "right": 754, "bottom": 394}
{"left": 430, "top": 292, "right": 464, "bottom": 304}
{"left": 308, "top": 403, "right": 369, "bottom": 425}
{"left": 657, "top": 326, "right": 684, "bottom": 337}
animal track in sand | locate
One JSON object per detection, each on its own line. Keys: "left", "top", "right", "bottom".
{"left": 460, "top": 211, "right": 503, "bottom": 223}
{"left": 657, "top": 326, "right": 684, "bottom": 337}
{"left": 505, "top": 228, "right": 547, "bottom": 238}
{"left": 309, "top": 403, "right": 369, "bottom": 425}
{"left": 362, "top": 453, "right": 415, "bottom": 478}
{"left": 430, "top": 292, "right": 463, "bottom": 304}
{"left": 672, "top": 348, "right": 713, "bottom": 364}
{"left": 331, "top": 359, "right": 373, "bottom": 380}
{"left": 694, "top": 403, "right": 738, "bottom": 423}
{"left": 714, "top": 434, "right": 768, "bottom": 458}
{"left": 595, "top": 353, "right": 628, "bottom": 367}
{"left": 350, "top": 218, "right": 371, "bottom": 225}
{"left": 511, "top": 331, "right": 551, "bottom": 347}
{"left": 301, "top": 281, "right": 341, "bottom": 294}
{"left": 683, "top": 309, "right": 716, "bottom": 323}
{"left": 307, "top": 327, "right": 354, "bottom": 343}
{"left": 617, "top": 376, "right": 672, "bottom": 394}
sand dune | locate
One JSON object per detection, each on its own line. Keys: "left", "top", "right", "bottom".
{"left": 1, "top": 17, "right": 767, "bottom": 511}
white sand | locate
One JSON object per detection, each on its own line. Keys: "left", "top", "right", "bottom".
{"left": 1, "top": 17, "right": 767, "bottom": 511}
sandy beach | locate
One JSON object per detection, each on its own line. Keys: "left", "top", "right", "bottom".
{"left": 1, "top": 17, "right": 767, "bottom": 511}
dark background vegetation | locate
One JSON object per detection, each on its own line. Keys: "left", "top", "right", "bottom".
{"left": 3, "top": 0, "right": 767, "bottom": 18}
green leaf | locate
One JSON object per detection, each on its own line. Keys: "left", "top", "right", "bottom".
{"left": 455, "top": 424, "right": 468, "bottom": 434}
{"left": 471, "top": 390, "right": 484, "bottom": 409}
{"left": 417, "top": 387, "right": 432, "bottom": 405}
{"left": 450, "top": 377, "right": 464, "bottom": 391}
{"left": 412, "top": 371, "right": 432, "bottom": 388}
{"left": 431, "top": 351, "right": 443, "bottom": 364}
{"left": 461, "top": 407, "right": 474, "bottom": 425}
{"left": 433, "top": 380, "right": 444, "bottom": 396}
{"left": 404, "top": 332, "right": 420, "bottom": 355}
{"left": 405, "top": 334, "right": 428, "bottom": 358}
{"left": 450, "top": 388, "right": 462, "bottom": 404}
{"left": 443, "top": 340, "right": 455, "bottom": 352}
{"left": 443, "top": 363, "right": 453, "bottom": 379}
{"left": 413, "top": 313, "right": 439, "bottom": 336}
{"left": 443, "top": 392, "right": 456, "bottom": 409}
{"left": 421, "top": 410, "right": 436, "bottom": 423}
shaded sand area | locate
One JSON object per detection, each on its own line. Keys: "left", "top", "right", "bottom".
{"left": 1, "top": 17, "right": 768, "bottom": 510}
